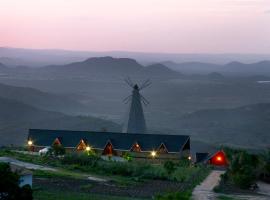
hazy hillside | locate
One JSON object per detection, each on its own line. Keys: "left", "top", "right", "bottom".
{"left": 35, "top": 57, "right": 182, "bottom": 80}
{"left": 0, "top": 62, "right": 7, "bottom": 69}
{"left": 0, "top": 97, "right": 120, "bottom": 146}
{"left": 141, "top": 64, "right": 182, "bottom": 78}
{"left": 0, "top": 83, "right": 90, "bottom": 115}
{"left": 224, "top": 61, "right": 270, "bottom": 75}
{"left": 176, "top": 103, "right": 270, "bottom": 148}
{"left": 162, "top": 61, "right": 222, "bottom": 74}
{"left": 163, "top": 60, "right": 270, "bottom": 76}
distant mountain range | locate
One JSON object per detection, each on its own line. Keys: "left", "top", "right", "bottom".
{"left": 1, "top": 47, "right": 270, "bottom": 66}
{"left": 28, "top": 57, "right": 182, "bottom": 79}
{"left": 163, "top": 60, "right": 270, "bottom": 76}
{"left": 2, "top": 52, "right": 270, "bottom": 77}
{"left": 0, "top": 57, "right": 182, "bottom": 80}
{"left": 0, "top": 96, "right": 120, "bottom": 146}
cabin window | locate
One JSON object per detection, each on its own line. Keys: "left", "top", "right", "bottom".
{"left": 76, "top": 139, "right": 87, "bottom": 151}
{"left": 102, "top": 141, "right": 115, "bottom": 155}
{"left": 158, "top": 143, "right": 168, "bottom": 153}
{"left": 130, "top": 142, "right": 141, "bottom": 152}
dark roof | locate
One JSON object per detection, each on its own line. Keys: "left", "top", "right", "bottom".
{"left": 28, "top": 129, "right": 190, "bottom": 153}
{"left": 195, "top": 153, "right": 209, "bottom": 163}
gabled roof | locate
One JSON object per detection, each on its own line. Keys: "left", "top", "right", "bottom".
{"left": 28, "top": 129, "right": 190, "bottom": 153}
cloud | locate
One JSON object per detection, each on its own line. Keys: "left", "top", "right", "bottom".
{"left": 265, "top": 10, "right": 270, "bottom": 14}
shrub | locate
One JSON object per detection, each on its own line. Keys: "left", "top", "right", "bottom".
{"left": 217, "top": 149, "right": 259, "bottom": 190}
{"left": 53, "top": 144, "right": 65, "bottom": 156}
{"left": 61, "top": 153, "right": 99, "bottom": 167}
{"left": 163, "top": 161, "right": 176, "bottom": 175}
{"left": 0, "top": 163, "right": 33, "bottom": 200}
{"left": 122, "top": 152, "right": 133, "bottom": 162}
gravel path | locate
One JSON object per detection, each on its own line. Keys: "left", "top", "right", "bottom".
{"left": 0, "top": 156, "right": 109, "bottom": 183}
{"left": 192, "top": 170, "right": 225, "bottom": 200}
{"left": 0, "top": 156, "right": 57, "bottom": 171}
{"left": 192, "top": 170, "right": 270, "bottom": 200}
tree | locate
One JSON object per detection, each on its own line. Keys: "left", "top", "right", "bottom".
{"left": 228, "top": 151, "right": 258, "bottom": 189}
{"left": 0, "top": 163, "right": 33, "bottom": 200}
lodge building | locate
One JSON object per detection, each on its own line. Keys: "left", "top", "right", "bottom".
{"left": 27, "top": 129, "right": 191, "bottom": 160}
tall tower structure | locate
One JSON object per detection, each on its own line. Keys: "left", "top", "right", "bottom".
{"left": 122, "top": 79, "right": 150, "bottom": 134}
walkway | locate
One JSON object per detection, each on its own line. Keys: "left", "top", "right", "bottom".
{"left": 192, "top": 170, "right": 270, "bottom": 200}
{"left": 192, "top": 170, "right": 224, "bottom": 200}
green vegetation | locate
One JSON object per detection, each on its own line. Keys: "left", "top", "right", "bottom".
{"left": 0, "top": 149, "right": 211, "bottom": 200}
{"left": 33, "top": 190, "right": 145, "bottom": 200}
{"left": 154, "top": 165, "right": 209, "bottom": 200}
{"left": 0, "top": 162, "right": 33, "bottom": 200}
{"left": 154, "top": 191, "right": 191, "bottom": 200}
{"left": 217, "top": 195, "right": 237, "bottom": 200}
{"left": 215, "top": 148, "right": 270, "bottom": 192}
{"left": 163, "top": 161, "right": 177, "bottom": 175}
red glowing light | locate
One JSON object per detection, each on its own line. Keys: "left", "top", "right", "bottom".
{"left": 216, "top": 156, "right": 222, "bottom": 161}
{"left": 209, "top": 151, "right": 228, "bottom": 166}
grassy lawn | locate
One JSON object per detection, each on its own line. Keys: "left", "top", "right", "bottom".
{"left": 34, "top": 190, "right": 147, "bottom": 200}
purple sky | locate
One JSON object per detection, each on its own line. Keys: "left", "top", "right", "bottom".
{"left": 0, "top": 0, "right": 270, "bottom": 53}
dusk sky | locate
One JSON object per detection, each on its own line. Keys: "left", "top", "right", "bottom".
{"left": 0, "top": 0, "right": 270, "bottom": 53}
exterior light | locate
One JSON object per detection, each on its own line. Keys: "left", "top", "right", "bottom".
{"left": 151, "top": 151, "right": 157, "bottom": 158}
{"left": 28, "top": 140, "right": 33, "bottom": 146}
{"left": 216, "top": 156, "right": 222, "bottom": 161}
{"left": 86, "top": 146, "right": 91, "bottom": 151}
{"left": 136, "top": 144, "right": 139, "bottom": 148}
{"left": 188, "top": 156, "right": 192, "bottom": 160}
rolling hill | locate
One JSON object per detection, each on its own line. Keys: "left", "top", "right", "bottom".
{"left": 177, "top": 103, "right": 270, "bottom": 148}
{"left": 0, "top": 82, "right": 90, "bottom": 115}
{"left": 0, "top": 97, "right": 120, "bottom": 146}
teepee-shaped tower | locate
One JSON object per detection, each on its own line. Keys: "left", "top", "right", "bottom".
{"left": 122, "top": 79, "right": 151, "bottom": 134}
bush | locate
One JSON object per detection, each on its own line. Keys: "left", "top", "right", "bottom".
{"left": 217, "top": 149, "right": 259, "bottom": 190}
{"left": 229, "top": 151, "right": 258, "bottom": 189}
{"left": 49, "top": 144, "right": 66, "bottom": 156}
{"left": 61, "top": 153, "right": 99, "bottom": 167}
{"left": 122, "top": 152, "right": 133, "bottom": 162}
{"left": 163, "top": 161, "right": 176, "bottom": 175}
{"left": 0, "top": 163, "right": 33, "bottom": 200}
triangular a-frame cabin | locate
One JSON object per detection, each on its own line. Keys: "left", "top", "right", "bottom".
{"left": 76, "top": 139, "right": 87, "bottom": 151}
{"left": 102, "top": 140, "right": 115, "bottom": 155}
{"left": 130, "top": 142, "right": 141, "bottom": 152}
{"left": 52, "top": 137, "right": 62, "bottom": 146}
{"left": 158, "top": 143, "right": 168, "bottom": 153}
{"left": 208, "top": 150, "right": 228, "bottom": 166}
